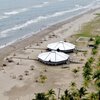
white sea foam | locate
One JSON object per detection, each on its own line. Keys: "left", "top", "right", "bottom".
{"left": 0, "top": 45, "right": 6, "bottom": 49}
{"left": 0, "top": 15, "right": 9, "bottom": 20}
{"left": 0, "top": 39, "right": 18, "bottom": 49}
{"left": 33, "top": 1, "right": 49, "bottom": 8}
{"left": 0, "top": 2, "right": 96, "bottom": 34}
{"left": 58, "top": 0, "right": 65, "bottom": 1}
{"left": 0, "top": 33, "right": 8, "bottom": 38}
{"left": 4, "top": 1, "right": 49, "bottom": 16}
{"left": 4, "top": 8, "right": 28, "bottom": 15}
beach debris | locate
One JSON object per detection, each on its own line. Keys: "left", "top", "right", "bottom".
{"left": 18, "top": 75, "right": 23, "bottom": 80}
{"left": 63, "top": 39, "right": 69, "bottom": 42}
{"left": 27, "top": 56, "right": 30, "bottom": 59}
{"left": 61, "top": 65, "right": 69, "bottom": 69}
{"left": 42, "top": 38, "right": 47, "bottom": 41}
{"left": 30, "top": 65, "right": 34, "bottom": 70}
{"left": 7, "top": 58, "right": 14, "bottom": 63}
{"left": 35, "top": 79, "right": 38, "bottom": 83}
{"left": 24, "top": 47, "right": 26, "bottom": 50}
{"left": 69, "top": 58, "right": 82, "bottom": 64}
{"left": 72, "top": 68, "right": 79, "bottom": 78}
{"left": 2, "top": 63, "right": 7, "bottom": 67}
{"left": 13, "top": 53, "right": 16, "bottom": 56}
{"left": 36, "top": 43, "right": 40, "bottom": 46}
{"left": 16, "top": 62, "right": 20, "bottom": 65}
{"left": 48, "top": 35, "right": 52, "bottom": 38}
{"left": 41, "top": 50, "right": 43, "bottom": 53}
{"left": 40, "top": 41, "right": 43, "bottom": 43}
{"left": 44, "top": 69, "right": 47, "bottom": 72}
{"left": 52, "top": 32, "right": 56, "bottom": 36}
{"left": 5, "top": 57, "right": 9, "bottom": 60}
{"left": 24, "top": 70, "right": 29, "bottom": 76}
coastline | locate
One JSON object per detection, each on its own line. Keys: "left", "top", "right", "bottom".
{"left": 0, "top": 6, "right": 100, "bottom": 100}
{"left": 0, "top": 7, "right": 100, "bottom": 65}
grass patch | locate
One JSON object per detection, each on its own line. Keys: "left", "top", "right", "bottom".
{"left": 95, "top": 13, "right": 100, "bottom": 16}
{"left": 74, "top": 16, "right": 100, "bottom": 38}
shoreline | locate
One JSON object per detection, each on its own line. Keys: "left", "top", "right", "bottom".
{"left": 0, "top": 6, "right": 100, "bottom": 100}
{"left": 0, "top": 7, "right": 100, "bottom": 65}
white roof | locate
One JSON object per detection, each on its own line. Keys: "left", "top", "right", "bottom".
{"left": 47, "top": 41, "right": 75, "bottom": 51}
{"left": 38, "top": 51, "right": 69, "bottom": 62}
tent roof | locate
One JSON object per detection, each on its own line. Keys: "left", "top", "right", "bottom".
{"left": 38, "top": 51, "right": 69, "bottom": 62}
{"left": 47, "top": 41, "right": 75, "bottom": 51}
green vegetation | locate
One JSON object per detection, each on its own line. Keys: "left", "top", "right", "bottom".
{"left": 95, "top": 36, "right": 100, "bottom": 46}
{"left": 92, "top": 48, "right": 98, "bottom": 55}
{"left": 39, "top": 74, "right": 47, "bottom": 83}
{"left": 33, "top": 89, "right": 56, "bottom": 100}
{"left": 93, "top": 70, "right": 100, "bottom": 90}
{"left": 33, "top": 87, "right": 100, "bottom": 100}
{"left": 95, "top": 13, "right": 100, "bottom": 16}
{"left": 32, "top": 12, "right": 100, "bottom": 100}
{"left": 82, "top": 61, "right": 92, "bottom": 87}
{"left": 76, "top": 21, "right": 95, "bottom": 37}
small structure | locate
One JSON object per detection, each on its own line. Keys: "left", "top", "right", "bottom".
{"left": 88, "top": 41, "right": 96, "bottom": 48}
{"left": 47, "top": 41, "right": 75, "bottom": 53}
{"left": 38, "top": 51, "right": 69, "bottom": 65}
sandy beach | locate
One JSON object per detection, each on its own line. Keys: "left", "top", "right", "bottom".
{"left": 0, "top": 8, "right": 100, "bottom": 100}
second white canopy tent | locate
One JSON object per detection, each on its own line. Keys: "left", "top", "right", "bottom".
{"left": 47, "top": 41, "right": 75, "bottom": 53}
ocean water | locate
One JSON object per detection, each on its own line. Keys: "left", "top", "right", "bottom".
{"left": 0, "top": 0, "right": 100, "bottom": 48}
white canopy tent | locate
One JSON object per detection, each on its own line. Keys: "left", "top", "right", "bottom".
{"left": 38, "top": 51, "right": 69, "bottom": 65}
{"left": 47, "top": 41, "right": 75, "bottom": 53}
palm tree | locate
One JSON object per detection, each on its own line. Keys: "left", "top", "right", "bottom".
{"left": 82, "top": 61, "right": 92, "bottom": 86}
{"left": 33, "top": 93, "right": 47, "bottom": 100}
{"left": 87, "top": 92, "right": 97, "bottom": 100}
{"left": 88, "top": 57, "right": 94, "bottom": 64}
{"left": 93, "top": 70, "right": 100, "bottom": 82}
{"left": 83, "top": 79, "right": 89, "bottom": 88}
{"left": 78, "top": 87, "right": 87, "bottom": 98}
{"left": 61, "top": 89, "right": 74, "bottom": 100}
{"left": 97, "top": 90, "right": 100, "bottom": 100}
{"left": 93, "top": 70, "right": 100, "bottom": 89}
{"left": 60, "top": 95, "right": 65, "bottom": 100}
{"left": 46, "top": 89, "right": 56, "bottom": 100}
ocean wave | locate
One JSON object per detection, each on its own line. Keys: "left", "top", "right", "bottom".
{"left": 33, "top": 2, "right": 49, "bottom": 8}
{"left": 0, "top": 33, "right": 8, "bottom": 38}
{"left": 0, "top": 16, "right": 47, "bottom": 34}
{"left": 0, "top": 39, "right": 17, "bottom": 49}
{"left": 0, "top": 3, "right": 95, "bottom": 34}
{"left": 58, "top": 0, "right": 65, "bottom": 1}
{"left": 4, "top": 8, "right": 28, "bottom": 15}
{"left": 3, "top": 2, "right": 49, "bottom": 16}
{"left": 0, "top": 15, "right": 9, "bottom": 20}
